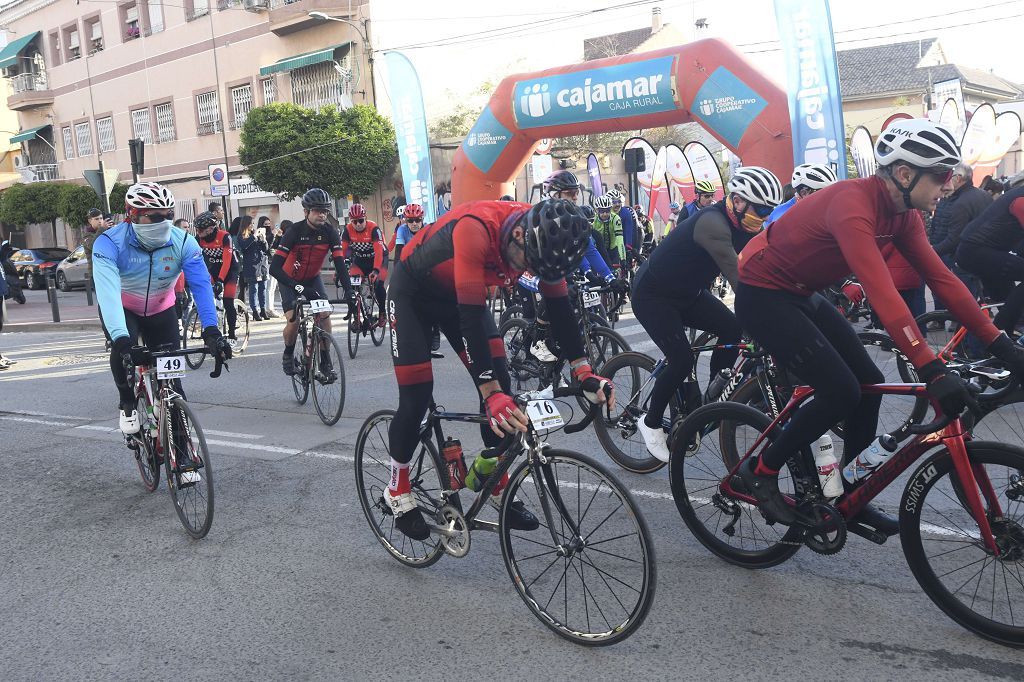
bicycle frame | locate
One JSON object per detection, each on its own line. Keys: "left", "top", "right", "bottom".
{"left": 131, "top": 363, "right": 186, "bottom": 467}
{"left": 934, "top": 303, "right": 1001, "bottom": 362}
{"left": 719, "top": 383, "right": 1004, "bottom": 555}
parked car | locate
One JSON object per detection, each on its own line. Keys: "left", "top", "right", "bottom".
{"left": 10, "top": 247, "right": 71, "bottom": 290}
{"left": 56, "top": 245, "right": 90, "bottom": 291}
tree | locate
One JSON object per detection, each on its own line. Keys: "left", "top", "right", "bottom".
{"left": 238, "top": 103, "right": 397, "bottom": 200}
{"left": 109, "top": 182, "right": 129, "bottom": 213}
{"left": 0, "top": 182, "right": 63, "bottom": 243}
{"left": 57, "top": 184, "right": 103, "bottom": 228}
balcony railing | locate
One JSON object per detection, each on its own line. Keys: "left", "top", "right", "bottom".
{"left": 197, "top": 120, "right": 223, "bottom": 135}
{"left": 8, "top": 72, "right": 49, "bottom": 95}
{"left": 18, "top": 164, "right": 60, "bottom": 183}
{"left": 267, "top": 0, "right": 298, "bottom": 8}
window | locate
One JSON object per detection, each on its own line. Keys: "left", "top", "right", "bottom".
{"left": 97, "top": 117, "right": 115, "bottom": 152}
{"left": 186, "top": 0, "right": 210, "bottom": 21}
{"left": 62, "top": 126, "right": 75, "bottom": 160}
{"left": 145, "top": 0, "right": 164, "bottom": 35}
{"left": 49, "top": 30, "right": 62, "bottom": 66}
{"left": 230, "top": 84, "right": 253, "bottom": 128}
{"left": 290, "top": 61, "right": 351, "bottom": 111}
{"left": 261, "top": 77, "right": 276, "bottom": 105}
{"left": 75, "top": 122, "right": 94, "bottom": 156}
{"left": 131, "top": 108, "right": 153, "bottom": 144}
{"left": 88, "top": 19, "right": 104, "bottom": 53}
{"left": 155, "top": 102, "right": 175, "bottom": 143}
{"left": 124, "top": 5, "right": 140, "bottom": 40}
{"left": 67, "top": 29, "right": 81, "bottom": 59}
{"left": 196, "top": 91, "right": 221, "bottom": 135}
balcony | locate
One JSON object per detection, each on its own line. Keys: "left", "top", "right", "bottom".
{"left": 267, "top": 0, "right": 354, "bottom": 35}
{"left": 18, "top": 164, "right": 60, "bottom": 183}
{"left": 6, "top": 73, "right": 53, "bottom": 111}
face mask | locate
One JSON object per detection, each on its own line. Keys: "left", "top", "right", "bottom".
{"left": 725, "top": 197, "right": 766, "bottom": 234}
{"left": 134, "top": 220, "right": 173, "bottom": 251}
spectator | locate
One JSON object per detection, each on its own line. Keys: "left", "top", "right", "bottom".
{"left": 256, "top": 215, "right": 272, "bottom": 241}
{"left": 265, "top": 220, "right": 290, "bottom": 317}
{"left": 238, "top": 218, "right": 268, "bottom": 320}
{"left": 209, "top": 202, "right": 225, "bottom": 229}
{"left": 930, "top": 162, "right": 992, "bottom": 316}
{"left": 83, "top": 208, "right": 113, "bottom": 278}
{"left": 1, "top": 240, "right": 23, "bottom": 368}
{"left": 233, "top": 215, "right": 253, "bottom": 301}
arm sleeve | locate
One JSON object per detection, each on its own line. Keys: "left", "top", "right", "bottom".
{"left": 181, "top": 235, "right": 219, "bottom": 329}
{"left": 217, "top": 233, "right": 233, "bottom": 282}
{"left": 453, "top": 218, "right": 500, "bottom": 385}
{"left": 612, "top": 217, "right": 625, "bottom": 260}
{"left": 539, "top": 280, "right": 586, "bottom": 362}
{"left": 694, "top": 213, "right": 740, "bottom": 289}
{"left": 329, "top": 227, "right": 350, "bottom": 293}
{"left": 92, "top": 235, "right": 129, "bottom": 341}
{"left": 584, "top": 236, "right": 612, "bottom": 279}
{"left": 372, "top": 228, "right": 384, "bottom": 271}
{"left": 1011, "top": 198, "right": 1024, "bottom": 226}
{"left": 269, "top": 227, "right": 298, "bottom": 289}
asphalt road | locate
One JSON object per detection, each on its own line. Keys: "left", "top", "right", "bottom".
{"left": 3, "top": 311, "right": 1024, "bottom": 681}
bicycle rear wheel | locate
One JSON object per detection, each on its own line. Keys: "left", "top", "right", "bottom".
{"left": 901, "top": 441, "right": 1024, "bottom": 647}
{"left": 500, "top": 450, "right": 656, "bottom": 645}
{"left": 354, "top": 410, "right": 446, "bottom": 567}
{"left": 593, "top": 352, "right": 669, "bottom": 474}
{"left": 370, "top": 293, "right": 386, "bottom": 346}
{"left": 586, "top": 326, "right": 630, "bottom": 373}
{"left": 291, "top": 329, "right": 310, "bottom": 405}
{"left": 163, "top": 398, "right": 214, "bottom": 539}
{"left": 183, "top": 309, "right": 206, "bottom": 369}
{"left": 501, "top": 317, "right": 543, "bottom": 391}
{"left": 311, "top": 329, "right": 346, "bottom": 425}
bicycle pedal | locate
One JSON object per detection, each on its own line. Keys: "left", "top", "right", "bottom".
{"left": 847, "top": 521, "right": 889, "bottom": 545}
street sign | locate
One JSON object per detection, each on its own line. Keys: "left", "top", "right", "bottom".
{"left": 531, "top": 154, "right": 553, "bottom": 183}
{"left": 208, "top": 163, "right": 229, "bottom": 197}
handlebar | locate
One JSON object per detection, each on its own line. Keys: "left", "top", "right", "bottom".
{"left": 126, "top": 345, "right": 227, "bottom": 379}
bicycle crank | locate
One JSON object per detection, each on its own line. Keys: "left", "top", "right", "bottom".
{"left": 801, "top": 502, "right": 847, "bottom": 555}
{"left": 431, "top": 505, "right": 471, "bottom": 558}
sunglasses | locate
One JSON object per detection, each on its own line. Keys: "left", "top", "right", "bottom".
{"left": 698, "top": 193, "right": 715, "bottom": 199}
{"left": 353, "top": 218, "right": 365, "bottom": 223}
{"left": 405, "top": 218, "right": 423, "bottom": 224}
{"left": 925, "top": 168, "right": 954, "bottom": 184}
{"left": 140, "top": 211, "right": 174, "bottom": 222}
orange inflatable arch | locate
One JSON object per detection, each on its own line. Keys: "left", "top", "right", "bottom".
{"left": 452, "top": 38, "right": 793, "bottom": 204}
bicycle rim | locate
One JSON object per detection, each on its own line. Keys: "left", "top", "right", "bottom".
{"left": 312, "top": 329, "right": 346, "bottom": 425}
{"left": 163, "top": 399, "right": 214, "bottom": 539}
{"left": 184, "top": 311, "right": 206, "bottom": 369}
{"left": 291, "top": 331, "right": 310, "bottom": 404}
{"left": 134, "top": 394, "right": 160, "bottom": 492}
{"left": 371, "top": 294, "right": 386, "bottom": 346}
{"left": 348, "top": 306, "right": 360, "bottom": 359}
{"left": 234, "top": 303, "right": 250, "bottom": 353}
{"left": 500, "top": 451, "right": 656, "bottom": 645}
{"left": 593, "top": 352, "right": 667, "bottom": 474}
{"left": 857, "top": 331, "right": 929, "bottom": 436}
{"left": 354, "top": 410, "right": 445, "bottom": 567}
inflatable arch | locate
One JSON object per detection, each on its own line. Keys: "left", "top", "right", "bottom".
{"left": 452, "top": 38, "right": 793, "bottom": 204}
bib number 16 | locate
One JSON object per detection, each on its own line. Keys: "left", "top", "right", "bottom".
{"left": 526, "top": 399, "right": 564, "bottom": 431}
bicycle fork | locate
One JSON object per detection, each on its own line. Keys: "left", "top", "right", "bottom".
{"left": 945, "top": 434, "right": 1001, "bottom": 555}
{"left": 530, "top": 446, "right": 585, "bottom": 557}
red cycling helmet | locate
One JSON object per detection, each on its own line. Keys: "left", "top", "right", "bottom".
{"left": 404, "top": 204, "right": 424, "bottom": 220}
{"left": 348, "top": 203, "right": 367, "bottom": 220}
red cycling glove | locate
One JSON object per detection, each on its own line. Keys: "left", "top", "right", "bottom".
{"left": 571, "top": 362, "right": 612, "bottom": 405}
{"left": 485, "top": 392, "right": 519, "bottom": 430}
{"left": 841, "top": 281, "right": 865, "bottom": 305}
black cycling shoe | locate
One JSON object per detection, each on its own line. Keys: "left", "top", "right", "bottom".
{"left": 282, "top": 352, "right": 296, "bottom": 376}
{"left": 318, "top": 355, "right": 338, "bottom": 384}
{"left": 499, "top": 498, "right": 540, "bottom": 531}
{"left": 851, "top": 503, "right": 899, "bottom": 536}
{"left": 736, "top": 458, "right": 796, "bottom": 526}
{"left": 395, "top": 507, "right": 431, "bottom": 541}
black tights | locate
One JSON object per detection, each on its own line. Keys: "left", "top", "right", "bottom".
{"left": 957, "top": 242, "right": 1024, "bottom": 333}
{"left": 103, "top": 307, "right": 181, "bottom": 406}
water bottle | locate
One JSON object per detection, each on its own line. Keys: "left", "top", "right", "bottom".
{"left": 464, "top": 453, "right": 499, "bottom": 492}
{"left": 842, "top": 434, "right": 898, "bottom": 485}
{"left": 814, "top": 434, "right": 843, "bottom": 499}
{"left": 442, "top": 437, "right": 467, "bottom": 491}
{"left": 704, "top": 369, "right": 733, "bottom": 402}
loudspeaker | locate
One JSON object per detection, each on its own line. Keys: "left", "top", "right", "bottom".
{"left": 624, "top": 147, "right": 645, "bottom": 173}
{"left": 129, "top": 138, "right": 145, "bottom": 177}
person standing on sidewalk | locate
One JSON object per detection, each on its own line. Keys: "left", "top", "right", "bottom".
{"left": 265, "top": 220, "right": 289, "bottom": 318}
{"left": 238, "top": 219, "right": 268, "bottom": 320}
{"left": 929, "top": 162, "right": 991, "bottom": 314}
{"left": 83, "top": 208, "right": 114, "bottom": 280}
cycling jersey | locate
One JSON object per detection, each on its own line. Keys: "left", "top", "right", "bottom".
{"left": 198, "top": 228, "right": 237, "bottom": 283}
{"left": 591, "top": 214, "right": 624, "bottom": 263}
{"left": 93, "top": 222, "right": 217, "bottom": 341}
{"left": 618, "top": 206, "right": 639, "bottom": 253}
{"left": 959, "top": 185, "right": 1024, "bottom": 252}
{"left": 579, "top": 235, "right": 612, "bottom": 280}
{"left": 738, "top": 176, "right": 1000, "bottom": 367}
{"left": 342, "top": 220, "right": 385, "bottom": 271}
{"left": 765, "top": 197, "right": 796, "bottom": 225}
{"left": 270, "top": 219, "right": 345, "bottom": 286}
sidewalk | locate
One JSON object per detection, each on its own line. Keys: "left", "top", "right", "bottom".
{"left": 3, "top": 288, "right": 102, "bottom": 332}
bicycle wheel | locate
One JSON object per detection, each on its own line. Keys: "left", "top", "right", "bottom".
{"left": 354, "top": 410, "right": 446, "bottom": 568}
{"left": 500, "top": 450, "right": 656, "bottom": 645}
{"left": 134, "top": 394, "right": 160, "bottom": 492}
{"left": 586, "top": 326, "right": 630, "bottom": 373}
{"left": 856, "top": 331, "right": 930, "bottom": 435}
{"left": 500, "top": 317, "right": 543, "bottom": 390}
{"left": 311, "top": 329, "right": 346, "bottom": 426}
{"left": 347, "top": 302, "right": 361, "bottom": 359}
{"left": 670, "top": 402, "right": 804, "bottom": 568}
{"left": 915, "top": 310, "right": 987, "bottom": 362}
{"left": 593, "top": 352, "right": 669, "bottom": 474}
{"left": 499, "top": 304, "right": 525, "bottom": 327}
{"left": 232, "top": 301, "right": 250, "bottom": 354}
{"left": 291, "top": 328, "right": 310, "bottom": 405}
{"left": 900, "top": 441, "right": 1024, "bottom": 647}
{"left": 370, "top": 293, "right": 386, "bottom": 346}
{"left": 163, "top": 398, "right": 214, "bottom": 539}
{"left": 183, "top": 310, "right": 206, "bottom": 369}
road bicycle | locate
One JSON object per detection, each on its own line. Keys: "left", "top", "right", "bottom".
{"left": 353, "top": 386, "right": 656, "bottom": 645}
{"left": 346, "top": 275, "right": 385, "bottom": 358}
{"left": 123, "top": 345, "right": 225, "bottom": 538}
{"left": 669, "top": 377, "right": 1024, "bottom": 647}
{"left": 289, "top": 295, "right": 347, "bottom": 425}
{"left": 182, "top": 289, "right": 250, "bottom": 369}
{"left": 915, "top": 301, "right": 1003, "bottom": 363}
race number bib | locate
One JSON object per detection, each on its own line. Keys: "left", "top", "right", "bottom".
{"left": 156, "top": 355, "right": 186, "bottom": 379}
{"left": 307, "top": 299, "right": 333, "bottom": 314}
{"left": 582, "top": 291, "right": 601, "bottom": 308}
{"left": 526, "top": 399, "right": 564, "bottom": 431}
{"left": 350, "top": 276, "right": 362, "bottom": 287}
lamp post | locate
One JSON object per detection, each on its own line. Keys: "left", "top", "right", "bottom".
{"left": 308, "top": 11, "right": 376, "bottom": 107}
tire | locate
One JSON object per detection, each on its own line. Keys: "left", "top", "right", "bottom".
{"left": 133, "top": 394, "right": 160, "bottom": 492}
{"left": 163, "top": 399, "right": 214, "bottom": 539}
{"left": 856, "top": 331, "right": 929, "bottom": 437}
{"left": 585, "top": 326, "right": 630, "bottom": 373}
{"left": 311, "top": 330, "right": 346, "bottom": 426}
{"left": 669, "top": 401, "right": 804, "bottom": 568}
{"left": 347, "top": 304, "right": 360, "bottom": 359}
{"left": 183, "top": 310, "right": 206, "bottom": 369}
{"left": 22, "top": 273, "right": 34, "bottom": 290}
{"left": 500, "top": 450, "right": 656, "bottom": 645}
{"left": 56, "top": 272, "right": 70, "bottom": 292}
{"left": 369, "top": 293, "right": 386, "bottom": 346}
{"left": 232, "top": 301, "right": 250, "bottom": 354}
{"left": 291, "top": 328, "right": 310, "bottom": 405}
{"left": 900, "top": 441, "right": 1024, "bottom": 647}
{"left": 593, "top": 351, "right": 669, "bottom": 474}
{"left": 354, "top": 410, "right": 446, "bottom": 568}
{"left": 914, "top": 309, "right": 985, "bottom": 361}
{"left": 500, "top": 317, "right": 542, "bottom": 390}
{"left": 499, "top": 305, "right": 525, "bottom": 327}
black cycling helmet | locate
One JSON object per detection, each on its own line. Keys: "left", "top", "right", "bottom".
{"left": 301, "top": 188, "right": 332, "bottom": 210}
{"left": 545, "top": 170, "right": 582, "bottom": 194}
{"left": 523, "top": 198, "right": 590, "bottom": 283}
{"left": 193, "top": 211, "right": 218, "bottom": 230}
{"left": 499, "top": 194, "right": 515, "bottom": 201}
{"left": 578, "top": 205, "right": 595, "bottom": 221}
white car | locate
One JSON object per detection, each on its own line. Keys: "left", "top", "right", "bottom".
{"left": 55, "top": 245, "right": 90, "bottom": 291}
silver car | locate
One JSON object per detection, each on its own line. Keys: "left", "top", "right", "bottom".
{"left": 56, "top": 246, "right": 90, "bottom": 291}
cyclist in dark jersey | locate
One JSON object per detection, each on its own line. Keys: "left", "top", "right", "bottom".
{"left": 269, "top": 188, "right": 354, "bottom": 378}
{"left": 734, "top": 119, "right": 1024, "bottom": 530}
{"left": 956, "top": 179, "right": 1024, "bottom": 332}
{"left": 386, "top": 198, "right": 614, "bottom": 540}
{"left": 631, "top": 166, "right": 782, "bottom": 461}
{"left": 196, "top": 212, "right": 240, "bottom": 343}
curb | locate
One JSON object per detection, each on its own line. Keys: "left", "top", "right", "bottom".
{"left": 5, "top": 320, "right": 102, "bottom": 333}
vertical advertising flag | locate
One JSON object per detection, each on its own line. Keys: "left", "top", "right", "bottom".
{"left": 648, "top": 145, "right": 671, "bottom": 221}
{"left": 665, "top": 144, "right": 695, "bottom": 204}
{"left": 774, "top": 0, "right": 848, "bottom": 178}
{"left": 683, "top": 141, "right": 725, "bottom": 200}
{"left": 384, "top": 51, "right": 437, "bottom": 223}
{"left": 849, "top": 126, "right": 876, "bottom": 179}
{"left": 932, "top": 78, "right": 967, "bottom": 139}
{"left": 973, "top": 112, "right": 1022, "bottom": 183}
{"left": 960, "top": 103, "right": 997, "bottom": 167}
{"left": 587, "top": 153, "right": 604, "bottom": 200}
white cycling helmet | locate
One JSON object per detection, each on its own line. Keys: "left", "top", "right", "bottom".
{"left": 125, "top": 182, "right": 175, "bottom": 211}
{"left": 728, "top": 167, "right": 784, "bottom": 208}
{"left": 874, "top": 118, "right": 960, "bottom": 170}
{"left": 606, "top": 188, "right": 623, "bottom": 203}
{"left": 594, "top": 194, "right": 613, "bottom": 210}
{"left": 791, "top": 163, "right": 837, "bottom": 191}
{"left": 395, "top": 205, "right": 406, "bottom": 218}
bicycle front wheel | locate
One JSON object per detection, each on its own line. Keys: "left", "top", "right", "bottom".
{"left": 232, "top": 301, "right": 251, "bottom": 354}
{"left": 500, "top": 450, "right": 656, "bottom": 646}
{"left": 370, "top": 296, "right": 386, "bottom": 347}
{"left": 134, "top": 393, "right": 160, "bottom": 492}
{"left": 311, "top": 329, "right": 346, "bottom": 425}
{"left": 183, "top": 310, "right": 206, "bottom": 369}
{"left": 593, "top": 351, "right": 669, "bottom": 474}
{"left": 163, "top": 398, "right": 214, "bottom": 539}
{"left": 291, "top": 329, "right": 310, "bottom": 405}
{"left": 901, "top": 441, "right": 1024, "bottom": 647}
{"left": 347, "top": 305, "right": 361, "bottom": 359}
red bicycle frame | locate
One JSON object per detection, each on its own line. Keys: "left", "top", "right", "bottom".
{"left": 719, "top": 383, "right": 1003, "bottom": 555}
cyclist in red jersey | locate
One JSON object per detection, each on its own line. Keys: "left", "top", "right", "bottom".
{"left": 196, "top": 211, "right": 240, "bottom": 343}
{"left": 269, "top": 188, "right": 354, "bottom": 378}
{"left": 341, "top": 203, "right": 387, "bottom": 327}
{"left": 734, "top": 119, "right": 1024, "bottom": 530}
{"left": 385, "top": 198, "right": 615, "bottom": 540}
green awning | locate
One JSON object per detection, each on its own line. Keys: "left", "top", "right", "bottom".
{"left": 9, "top": 124, "right": 50, "bottom": 145}
{"left": 0, "top": 31, "right": 40, "bottom": 70}
{"left": 259, "top": 42, "right": 352, "bottom": 76}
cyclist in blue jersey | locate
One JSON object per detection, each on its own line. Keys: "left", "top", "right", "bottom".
{"left": 766, "top": 163, "right": 837, "bottom": 225}
{"left": 685, "top": 180, "right": 718, "bottom": 218}
{"left": 608, "top": 189, "right": 642, "bottom": 264}
{"left": 93, "top": 182, "right": 231, "bottom": 434}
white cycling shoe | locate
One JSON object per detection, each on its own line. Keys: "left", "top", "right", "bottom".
{"left": 529, "top": 340, "right": 557, "bottom": 363}
{"left": 637, "top": 418, "right": 671, "bottom": 462}
{"left": 119, "top": 409, "right": 141, "bottom": 435}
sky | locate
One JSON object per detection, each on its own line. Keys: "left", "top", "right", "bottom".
{"left": 369, "top": 0, "right": 1024, "bottom": 122}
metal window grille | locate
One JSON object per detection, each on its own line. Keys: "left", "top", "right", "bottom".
{"left": 196, "top": 91, "right": 221, "bottom": 134}
{"left": 147, "top": 0, "right": 164, "bottom": 34}
{"left": 97, "top": 117, "right": 115, "bottom": 152}
{"left": 155, "top": 102, "right": 175, "bottom": 143}
{"left": 230, "top": 84, "right": 253, "bottom": 128}
{"left": 131, "top": 108, "right": 153, "bottom": 144}
{"left": 290, "top": 61, "right": 350, "bottom": 111}
{"left": 74, "top": 122, "right": 94, "bottom": 156}
{"left": 62, "top": 126, "right": 74, "bottom": 159}
{"left": 261, "top": 77, "right": 276, "bottom": 105}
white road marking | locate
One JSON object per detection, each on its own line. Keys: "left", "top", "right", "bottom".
{"left": 203, "top": 429, "right": 264, "bottom": 440}
{"left": 0, "top": 415, "right": 77, "bottom": 427}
